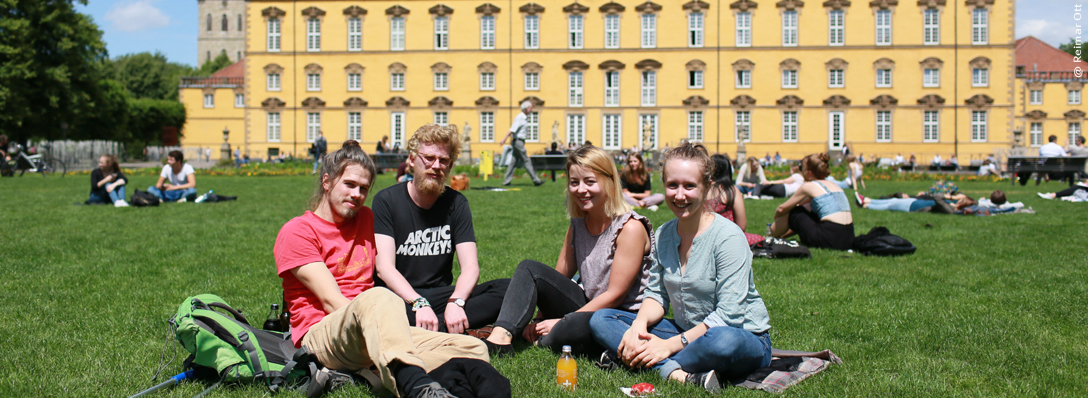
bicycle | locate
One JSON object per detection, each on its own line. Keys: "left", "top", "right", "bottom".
{"left": 5, "top": 143, "right": 66, "bottom": 177}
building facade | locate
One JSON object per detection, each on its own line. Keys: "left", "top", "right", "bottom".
{"left": 182, "top": 0, "right": 1020, "bottom": 163}
{"left": 1014, "top": 36, "right": 1086, "bottom": 152}
{"left": 198, "top": 0, "right": 247, "bottom": 64}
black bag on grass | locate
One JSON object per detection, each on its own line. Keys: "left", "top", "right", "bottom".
{"left": 131, "top": 189, "right": 160, "bottom": 207}
{"left": 751, "top": 238, "right": 812, "bottom": 259}
{"left": 852, "top": 227, "right": 916, "bottom": 256}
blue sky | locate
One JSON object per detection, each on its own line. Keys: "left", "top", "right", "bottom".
{"left": 79, "top": 0, "right": 1077, "bottom": 67}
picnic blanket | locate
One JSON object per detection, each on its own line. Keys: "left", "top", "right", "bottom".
{"left": 731, "top": 349, "right": 842, "bottom": 393}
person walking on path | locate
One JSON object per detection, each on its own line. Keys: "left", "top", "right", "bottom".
{"left": 499, "top": 101, "right": 544, "bottom": 186}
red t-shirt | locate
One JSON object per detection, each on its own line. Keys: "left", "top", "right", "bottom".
{"left": 274, "top": 210, "right": 376, "bottom": 347}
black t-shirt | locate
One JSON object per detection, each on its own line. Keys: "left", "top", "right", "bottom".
{"left": 372, "top": 182, "right": 475, "bottom": 289}
{"left": 90, "top": 168, "right": 128, "bottom": 196}
{"left": 621, "top": 172, "right": 651, "bottom": 194}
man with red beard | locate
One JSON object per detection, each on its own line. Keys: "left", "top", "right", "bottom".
{"left": 274, "top": 141, "right": 495, "bottom": 398}
{"left": 373, "top": 124, "right": 510, "bottom": 335}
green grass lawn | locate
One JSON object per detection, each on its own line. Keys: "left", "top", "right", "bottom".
{"left": 0, "top": 172, "right": 1084, "bottom": 397}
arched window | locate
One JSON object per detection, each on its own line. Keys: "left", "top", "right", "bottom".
{"left": 237, "top": 14, "right": 243, "bottom": 31}
{"left": 221, "top": 14, "right": 228, "bottom": 31}
{"left": 206, "top": 14, "right": 212, "bottom": 31}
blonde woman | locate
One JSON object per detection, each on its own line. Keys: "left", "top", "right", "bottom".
{"left": 829, "top": 154, "right": 866, "bottom": 190}
{"left": 621, "top": 152, "right": 665, "bottom": 208}
{"left": 735, "top": 156, "right": 766, "bottom": 196}
{"left": 87, "top": 154, "right": 129, "bottom": 207}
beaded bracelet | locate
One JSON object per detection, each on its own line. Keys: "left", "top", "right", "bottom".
{"left": 410, "top": 297, "right": 431, "bottom": 312}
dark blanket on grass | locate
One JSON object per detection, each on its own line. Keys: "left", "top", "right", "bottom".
{"left": 731, "top": 349, "right": 842, "bottom": 393}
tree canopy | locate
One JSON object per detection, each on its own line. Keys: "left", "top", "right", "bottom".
{"left": 108, "top": 52, "right": 194, "bottom": 101}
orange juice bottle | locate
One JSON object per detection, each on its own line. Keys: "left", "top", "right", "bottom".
{"left": 556, "top": 345, "right": 577, "bottom": 391}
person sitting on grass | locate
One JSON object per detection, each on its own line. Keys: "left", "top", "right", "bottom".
{"left": 620, "top": 152, "right": 664, "bottom": 210}
{"left": 704, "top": 154, "right": 764, "bottom": 246}
{"left": 735, "top": 156, "right": 767, "bottom": 196}
{"left": 769, "top": 154, "right": 855, "bottom": 251}
{"left": 148, "top": 150, "right": 197, "bottom": 202}
{"left": 756, "top": 163, "right": 805, "bottom": 198}
{"left": 87, "top": 154, "right": 129, "bottom": 207}
{"left": 978, "top": 158, "right": 1000, "bottom": 177}
{"left": 274, "top": 141, "right": 501, "bottom": 398}
{"left": 828, "top": 154, "right": 865, "bottom": 190}
{"left": 589, "top": 142, "right": 772, "bottom": 394}
{"left": 483, "top": 145, "right": 652, "bottom": 357}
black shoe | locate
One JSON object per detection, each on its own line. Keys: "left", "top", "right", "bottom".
{"left": 305, "top": 367, "right": 356, "bottom": 398}
{"left": 483, "top": 340, "right": 515, "bottom": 358}
{"left": 685, "top": 370, "right": 720, "bottom": 393}
{"left": 533, "top": 180, "right": 545, "bottom": 186}
{"left": 594, "top": 351, "right": 619, "bottom": 371}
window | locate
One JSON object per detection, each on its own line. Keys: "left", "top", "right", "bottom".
{"left": 267, "top": 18, "right": 281, "bottom": 51}
{"left": 876, "top": 69, "right": 892, "bottom": 88}
{"left": 525, "top": 72, "right": 539, "bottom": 90}
{"left": 569, "top": 72, "right": 583, "bottom": 107}
{"left": 605, "top": 14, "right": 620, "bottom": 48}
{"left": 348, "top": 73, "right": 362, "bottom": 91}
{"left": 348, "top": 112, "right": 362, "bottom": 141}
{"left": 525, "top": 15, "right": 539, "bottom": 49}
{"left": 1069, "top": 122, "right": 1081, "bottom": 145}
{"left": 207, "top": 14, "right": 212, "bottom": 31}
{"left": 1029, "top": 122, "right": 1043, "bottom": 147}
{"left": 307, "top": 73, "right": 321, "bottom": 91}
{"left": 971, "top": 110, "right": 987, "bottom": 141}
{"left": 782, "top": 111, "right": 798, "bottom": 142}
{"left": 735, "top": 111, "right": 751, "bottom": 142}
{"left": 641, "top": 71, "right": 656, "bottom": 106}
{"left": 234, "top": 94, "right": 244, "bottom": 108}
{"left": 480, "top": 72, "right": 495, "bottom": 91}
{"left": 604, "top": 71, "right": 620, "bottom": 106}
{"left": 1029, "top": 90, "right": 1042, "bottom": 105}
{"left": 736, "top": 12, "right": 751, "bottom": 47}
{"left": 526, "top": 111, "right": 540, "bottom": 141}
{"left": 267, "top": 73, "right": 281, "bottom": 91}
{"left": 972, "top": 8, "right": 988, "bottom": 45}
{"left": 923, "top": 68, "right": 940, "bottom": 87}
{"left": 481, "top": 15, "right": 495, "bottom": 49}
{"left": 569, "top": 15, "right": 583, "bottom": 49}
{"left": 641, "top": 13, "right": 656, "bottom": 48}
{"left": 222, "top": 14, "right": 228, "bottom": 31}
{"left": 828, "top": 69, "right": 844, "bottom": 88}
{"left": 972, "top": 68, "right": 988, "bottom": 87}
{"left": 306, "top": 18, "right": 321, "bottom": 51}
{"left": 688, "top": 111, "right": 704, "bottom": 141}
{"left": 689, "top": 12, "right": 704, "bottom": 47}
{"left": 689, "top": 70, "right": 704, "bottom": 89}
{"left": 391, "top": 72, "right": 405, "bottom": 91}
{"left": 434, "top": 72, "right": 448, "bottom": 91}
{"left": 306, "top": 112, "right": 321, "bottom": 142}
{"left": 875, "top": 9, "right": 891, "bottom": 45}
{"left": 348, "top": 17, "right": 362, "bottom": 51}
{"left": 782, "top": 70, "right": 798, "bottom": 88}
{"left": 391, "top": 17, "right": 405, "bottom": 51}
{"left": 434, "top": 17, "right": 449, "bottom": 50}
{"left": 876, "top": 110, "right": 892, "bottom": 142}
{"left": 1070, "top": 90, "right": 1082, "bottom": 105}
{"left": 829, "top": 10, "right": 844, "bottom": 45}
{"left": 203, "top": 94, "right": 214, "bottom": 108}
{"left": 480, "top": 112, "right": 495, "bottom": 142}
{"left": 391, "top": 112, "right": 405, "bottom": 146}
{"left": 434, "top": 112, "right": 448, "bottom": 126}
{"left": 639, "top": 114, "right": 658, "bottom": 149}
{"left": 567, "top": 114, "right": 585, "bottom": 145}
{"left": 267, "top": 112, "right": 281, "bottom": 142}
{"left": 923, "top": 9, "right": 939, "bottom": 45}
{"left": 782, "top": 11, "right": 798, "bottom": 46}
{"left": 238, "top": 14, "right": 243, "bottom": 31}
{"left": 923, "top": 110, "right": 939, "bottom": 142}
{"left": 603, "top": 114, "right": 622, "bottom": 149}
{"left": 736, "top": 70, "right": 751, "bottom": 88}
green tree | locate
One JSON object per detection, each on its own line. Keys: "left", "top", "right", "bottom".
{"left": 193, "top": 53, "right": 234, "bottom": 77}
{"left": 1059, "top": 37, "right": 1084, "bottom": 59}
{"left": 126, "top": 98, "right": 186, "bottom": 145}
{"left": 0, "top": 0, "right": 109, "bottom": 142}
{"left": 108, "top": 52, "right": 194, "bottom": 101}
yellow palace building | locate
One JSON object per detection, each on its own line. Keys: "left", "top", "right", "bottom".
{"left": 181, "top": 0, "right": 1018, "bottom": 163}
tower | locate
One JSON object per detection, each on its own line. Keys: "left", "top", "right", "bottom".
{"left": 197, "top": 0, "right": 246, "bottom": 64}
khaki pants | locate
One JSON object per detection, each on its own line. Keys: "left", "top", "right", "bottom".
{"left": 301, "top": 288, "right": 489, "bottom": 396}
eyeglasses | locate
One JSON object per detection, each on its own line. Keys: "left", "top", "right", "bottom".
{"left": 417, "top": 153, "right": 453, "bottom": 167}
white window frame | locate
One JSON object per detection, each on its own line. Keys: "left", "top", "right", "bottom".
{"left": 391, "top": 112, "right": 406, "bottom": 146}
{"left": 479, "top": 112, "right": 495, "bottom": 142}
{"left": 783, "top": 111, "right": 798, "bottom": 142}
{"left": 267, "top": 112, "right": 281, "bottom": 142}
{"left": 972, "top": 8, "right": 988, "bottom": 45}
{"left": 923, "top": 110, "right": 939, "bottom": 142}
{"left": 203, "top": 94, "right": 214, "bottom": 108}
{"left": 307, "top": 73, "right": 321, "bottom": 91}
{"left": 689, "top": 70, "right": 704, "bottom": 89}
{"left": 875, "top": 9, "right": 892, "bottom": 45}
{"left": 434, "top": 17, "right": 449, "bottom": 50}
{"left": 525, "top": 15, "right": 539, "bottom": 49}
{"left": 234, "top": 93, "right": 244, "bottom": 108}
{"left": 569, "top": 15, "right": 583, "bottom": 49}
{"left": 1029, "top": 122, "right": 1043, "bottom": 147}
{"left": 267, "top": 18, "right": 281, "bottom": 52}
{"left": 348, "top": 73, "right": 362, "bottom": 91}
{"left": 605, "top": 14, "right": 620, "bottom": 48}
{"left": 828, "top": 69, "right": 844, "bottom": 88}
{"left": 267, "top": 73, "right": 281, "bottom": 91}
{"left": 306, "top": 112, "right": 321, "bottom": 142}
{"left": 782, "top": 10, "right": 798, "bottom": 46}
{"left": 736, "top": 70, "right": 751, "bottom": 88}
{"left": 1029, "top": 90, "right": 1042, "bottom": 105}
{"left": 524, "top": 72, "right": 539, "bottom": 90}
{"left": 348, "top": 112, "right": 362, "bottom": 141}
{"left": 567, "top": 114, "right": 586, "bottom": 145}
{"left": 603, "top": 114, "right": 622, "bottom": 150}
{"left": 604, "top": 71, "right": 620, "bottom": 107}
{"left": 348, "top": 17, "right": 362, "bottom": 51}
{"left": 306, "top": 18, "right": 321, "bottom": 52}
{"left": 434, "top": 72, "right": 448, "bottom": 91}
{"left": 1070, "top": 90, "right": 1082, "bottom": 105}
{"left": 829, "top": 10, "right": 844, "bottom": 46}
{"left": 434, "top": 111, "right": 448, "bottom": 126}
{"left": 876, "top": 69, "right": 892, "bottom": 88}
{"left": 391, "top": 17, "right": 405, "bottom": 51}
{"left": 641, "top": 70, "right": 656, "bottom": 107}
{"left": 391, "top": 72, "right": 405, "bottom": 91}
{"left": 689, "top": 12, "right": 704, "bottom": 47}
{"left": 782, "top": 70, "right": 798, "bottom": 89}
{"left": 480, "top": 72, "right": 495, "bottom": 91}
{"left": 876, "top": 110, "right": 892, "bottom": 142}
{"left": 641, "top": 13, "right": 656, "bottom": 48}
{"left": 526, "top": 111, "right": 540, "bottom": 142}
{"left": 688, "top": 111, "right": 704, "bottom": 141}
{"left": 736, "top": 12, "right": 751, "bottom": 47}
{"left": 481, "top": 15, "right": 496, "bottom": 49}
{"left": 923, "top": 8, "right": 939, "bottom": 45}
{"left": 639, "top": 113, "right": 659, "bottom": 149}
{"left": 972, "top": 68, "right": 988, "bottom": 87}
{"left": 971, "top": 110, "right": 987, "bottom": 142}
{"left": 569, "top": 72, "right": 584, "bottom": 107}
{"left": 1069, "top": 122, "right": 1081, "bottom": 145}
{"left": 735, "top": 111, "right": 751, "bottom": 142}
{"left": 828, "top": 111, "right": 844, "bottom": 149}
{"left": 923, "top": 68, "right": 940, "bottom": 87}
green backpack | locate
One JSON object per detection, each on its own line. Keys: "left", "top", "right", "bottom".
{"left": 171, "top": 294, "right": 310, "bottom": 392}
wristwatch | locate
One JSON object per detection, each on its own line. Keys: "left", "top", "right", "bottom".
{"left": 680, "top": 332, "right": 690, "bottom": 347}
{"left": 447, "top": 297, "right": 466, "bottom": 308}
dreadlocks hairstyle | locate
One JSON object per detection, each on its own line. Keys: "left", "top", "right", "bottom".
{"left": 308, "top": 140, "right": 377, "bottom": 211}
{"left": 564, "top": 145, "right": 631, "bottom": 219}
{"left": 406, "top": 123, "right": 462, "bottom": 164}
{"left": 660, "top": 141, "right": 713, "bottom": 188}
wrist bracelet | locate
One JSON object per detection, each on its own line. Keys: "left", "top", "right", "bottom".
{"left": 410, "top": 297, "right": 431, "bottom": 312}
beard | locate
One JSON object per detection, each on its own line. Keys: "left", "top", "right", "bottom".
{"left": 334, "top": 202, "right": 358, "bottom": 220}
{"left": 413, "top": 167, "right": 447, "bottom": 196}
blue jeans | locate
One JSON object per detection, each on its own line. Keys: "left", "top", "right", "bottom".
{"left": 87, "top": 186, "right": 126, "bottom": 204}
{"left": 147, "top": 186, "right": 197, "bottom": 202}
{"left": 826, "top": 176, "right": 851, "bottom": 190}
{"left": 590, "top": 309, "right": 772, "bottom": 380}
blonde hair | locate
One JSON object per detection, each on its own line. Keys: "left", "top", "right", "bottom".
{"left": 565, "top": 145, "right": 631, "bottom": 219}
{"left": 406, "top": 124, "right": 462, "bottom": 163}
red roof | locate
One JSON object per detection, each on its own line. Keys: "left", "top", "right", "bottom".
{"left": 1016, "top": 36, "right": 1078, "bottom": 72}
{"left": 210, "top": 59, "right": 245, "bottom": 78}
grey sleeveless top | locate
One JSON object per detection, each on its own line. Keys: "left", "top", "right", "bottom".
{"left": 570, "top": 211, "right": 654, "bottom": 311}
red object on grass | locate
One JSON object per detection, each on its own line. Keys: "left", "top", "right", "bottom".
{"left": 631, "top": 383, "right": 655, "bottom": 396}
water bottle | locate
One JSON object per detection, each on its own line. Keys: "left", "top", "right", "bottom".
{"left": 764, "top": 223, "right": 774, "bottom": 243}
{"left": 263, "top": 304, "right": 281, "bottom": 331}
{"left": 556, "top": 345, "right": 577, "bottom": 391}
{"left": 195, "top": 190, "right": 213, "bottom": 203}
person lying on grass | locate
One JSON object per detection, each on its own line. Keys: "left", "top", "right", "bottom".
{"left": 589, "top": 142, "right": 772, "bottom": 393}
{"left": 769, "top": 153, "right": 855, "bottom": 251}
{"left": 855, "top": 190, "right": 1008, "bottom": 214}
{"left": 484, "top": 145, "right": 652, "bottom": 357}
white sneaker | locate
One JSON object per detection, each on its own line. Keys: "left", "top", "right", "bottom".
{"left": 114, "top": 200, "right": 129, "bottom": 207}
{"left": 648, "top": 205, "right": 659, "bottom": 211}
{"left": 177, "top": 197, "right": 187, "bottom": 203}
{"left": 1037, "top": 192, "right": 1053, "bottom": 199}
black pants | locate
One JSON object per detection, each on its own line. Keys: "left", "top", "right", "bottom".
{"left": 787, "top": 206, "right": 855, "bottom": 251}
{"left": 492, "top": 260, "right": 607, "bottom": 355}
{"left": 759, "top": 184, "right": 787, "bottom": 198}
{"left": 404, "top": 279, "right": 510, "bottom": 333}
{"left": 1056, "top": 185, "right": 1088, "bottom": 198}
{"left": 429, "top": 358, "right": 511, "bottom": 398}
